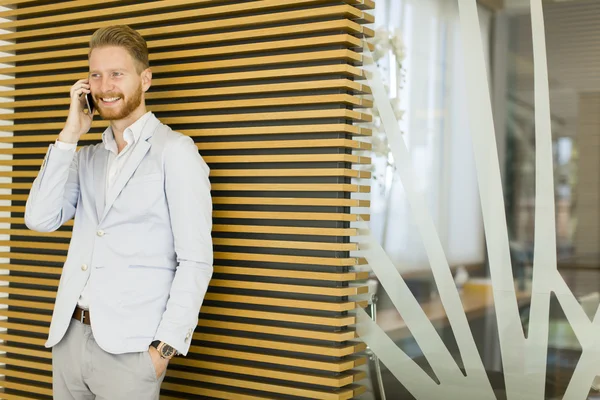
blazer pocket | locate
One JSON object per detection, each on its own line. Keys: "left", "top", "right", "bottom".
{"left": 127, "top": 173, "right": 162, "bottom": 185}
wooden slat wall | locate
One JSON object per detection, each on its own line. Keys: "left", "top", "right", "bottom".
{"left": 0, "top": 1, "right": 373, "bottom": 399}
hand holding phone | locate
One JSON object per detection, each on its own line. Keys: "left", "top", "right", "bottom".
{"left": 58, "top": 79, "right": 94, "bottom": 144}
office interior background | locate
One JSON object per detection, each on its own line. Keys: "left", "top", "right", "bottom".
{"left": 0, "top": 0, "right": 599, "bottom": 399}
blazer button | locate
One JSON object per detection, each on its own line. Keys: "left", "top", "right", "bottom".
{"left": 81, "top": 264, "right": 88, "bottom": 271}
{"left": 96, "top": 230, "right": 105, "bottom": 237}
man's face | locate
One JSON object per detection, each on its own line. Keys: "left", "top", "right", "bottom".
{"left": 88, "top": 46, "right": 151, "bottom": 121}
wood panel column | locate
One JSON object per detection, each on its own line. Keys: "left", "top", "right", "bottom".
{"left": 0, "top": 1, "right": 374, "bottom": 399}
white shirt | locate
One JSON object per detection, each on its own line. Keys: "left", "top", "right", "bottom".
{"left": 55, "top": 112, "right": 153, "bottom": 309}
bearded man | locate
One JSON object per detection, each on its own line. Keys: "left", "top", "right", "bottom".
{"left": 25, "top": 25, "right": 213, "bottom": 400}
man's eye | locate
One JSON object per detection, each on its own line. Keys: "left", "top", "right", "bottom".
{"left": 90, "top": 74, "right": 100, "bottom": 79}
{"left": 112, "top": 72, "right": 122, "bottom": 77}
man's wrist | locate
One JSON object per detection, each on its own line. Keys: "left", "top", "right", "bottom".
{"left": 57, "top": 130, "right": 79, "bottom": 144}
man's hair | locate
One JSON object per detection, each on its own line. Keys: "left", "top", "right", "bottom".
{"left": 89, "top": 25, "right": 149, "bottom": 72}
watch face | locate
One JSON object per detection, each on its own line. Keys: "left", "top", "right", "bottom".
{"left": 161, "top": 344, "right": 175, "bottom": 358}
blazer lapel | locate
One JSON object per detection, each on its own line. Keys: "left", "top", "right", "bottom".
{"left": 101, "top": 139, "right": 151, "bottom": 221}
{"left": 93, "top": 148, "right": 108, "bottom": 220}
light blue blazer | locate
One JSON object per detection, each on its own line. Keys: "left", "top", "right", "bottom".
{"left": 25, "top": 114, "right": 213, "bottom": 356}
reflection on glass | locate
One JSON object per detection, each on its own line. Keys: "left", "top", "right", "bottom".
{"left": 362, "top": 0, "right": 600, "bottom": 399}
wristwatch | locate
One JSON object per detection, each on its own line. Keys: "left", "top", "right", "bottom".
{"left": 150, "top": 340, "right": 176, "bottom": 359}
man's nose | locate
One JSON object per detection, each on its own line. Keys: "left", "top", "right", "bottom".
{"left": 100, "top": 77, "right": 113, "bottom": 93}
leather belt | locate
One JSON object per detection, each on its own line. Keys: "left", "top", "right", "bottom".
{"left": 73, "top": 306, "right": 91, "bottom": 325}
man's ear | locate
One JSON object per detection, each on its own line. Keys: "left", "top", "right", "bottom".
{"left": 142, "top": 68, "right": 152, "bottom": 92}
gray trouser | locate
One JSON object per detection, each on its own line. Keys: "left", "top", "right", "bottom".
{"left": 52, "top": 319, "right": 166, "bottom": 400}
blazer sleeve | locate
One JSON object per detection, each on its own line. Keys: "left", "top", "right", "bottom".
{"left": 154, "top": 134, "right": 213, "bottom": 355}
{"left": 25, "top": 142, "right": 80, "bottom": 233}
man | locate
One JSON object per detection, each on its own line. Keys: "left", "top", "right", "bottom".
{"left": 25, "top": 25, "right": 213, "bottom": 399}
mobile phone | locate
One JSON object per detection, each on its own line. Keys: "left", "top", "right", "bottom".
{"left": 85, "top": 92, "right": 95, "bottom": 115}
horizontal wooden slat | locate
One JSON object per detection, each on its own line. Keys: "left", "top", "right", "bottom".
{"left": 0, "top": 310, "right": 51, "bottom": 323}
{"left": 199, "top": 153, "right": 370, "bottom": 164}
{"left": 0, "top": 31, "right": 363, "bottom": 66}
{"left": 160, "top": 388, "right": 271, "bottom": 400}
{"left": 0, "top": 326, "right": 366, "bottom": 360}
{"left": 212, "top": 183, "right": 370, "bottom": 193}
{"left": 161, "top": 369, "right": 361, "bottom": 400}
{"left": 0, "top": 378, "right": 51, "bottom": 397}
{"left": 204, "top": 293, "right": 367, "bottom": 313}
{"left": 169, "top": 361, "right": 364, "bottom": 389}
{"left": 0, "top": 332, "right": 360, "bottom": 378}
{"left": 213, "top": 211, "right": 368, "bottom": 223}
{"left": 198, "top": 319, "right": 358, "bottom": 342}
{"left": 0, "top": 122, "right": 371, "bottom": 142}
{"left": 0, "top": 64, "right": 365, "bottom": 97}
{"left": 0, "top": 263, "right": 367, "bottom": 282}
{"left": 0, "top": 275, "right": 58, "bottom": 287}
{"left": 0, "top": 309, "right": 354, "bottom": 343}
{"left": 0, "top": 154, "right": 371, "bottom": 167}
{"left": 1, "top": 135, "right": 369, "bottom": 153}
{"left": 0, "top": 183, "right": 369, "bottom": 194}
{"left": 0, "top": 287, "right": 56, "bottom": 300}
{"left": 0, "top": 264, "right": 61, "bottom": 276}
{"left": 0, "top": 344, "right": 50, "bottom": 359}
{"left": 0, "top": 2, "right": 372, "bottom": 42}
{"left": 0, "top": 0, "right": 215, "bottom": 29}
{"left": 0, "top": 208, "right": 367, "bottom": 222}
{"left": 0, "top": 0, "right": 39, "bottom": 6}
{"left": 0, "top": 319, "right": 367, "bottom": 366}
{"left": 0, "top": 169, "right": 370, "bottom": 179}
{"left": 0, "top": 0, "right": 124, "bottom": 18}
{"left": 0, "top": 368, "right": 51, "bottom": 385}
{"left": 0, "top": 229, "right": 72, "bottom": 239}
{"left": 181, "top": 346, "right": 365, "bottom": 376}
{"left": 0, "top": 251, "right": 67, "bottom": 263}
{"left": 0, "top": 286, "right": 367, "bottom": 313}
{"left": 0, "top": 299, "right": 54, "bottom": 311}
{"left": 215, "top": 252, "right": 365, "bottom": 266}
{"left": 0, "top": 77, "right": 371, "bottom": 109}
{"left": 0, "top": 355, "right": 51, "bottom": 372}
{"left": 0, "top": 195, "right": 370, "bottom": 208}
{"left": 193, "top": 332, "right": 366, "bottom": 359}
{"left": 200, "top": 306, "right": 356, "bottom": 328}
{"left": 0, "top": 0, "right": 353, "bottom": 30}
{"left": 0, "top": 0, "right": 374, "bottom": 19}
{"left": 0, "top": 19, "right": 365, "bottom": 62}
{"left": 1, "top": 24, "right": 364, "bottom": 65}
{"left": 213, "top": 238, "right": 357, "bottom": 252}
{"left": 212, "top": 266, "right": 368, "bottom": 282}
{"left": 0, "top": 249, "right": 364, "bottom": 268}
{"left": 1, "top": 38, "right": 364, "bottom": 83}
{"left": 0, "top": 223, "right": 361, "bottom": 237}
{"left": 0, "top": 273, "right": 367, "bottom": 297}
{"left": 0, "top": 95, "right": 372, "bottom": 121}
{"left": 0, "top": 393, "right": 41, "bottom": 400}
{"left": 0, "top": 219, "right": 358, "bottom": 236}
{"left": 212, "top": 224, "right": 359, "bottom": 237}
{"left": 209, "top": 280, "right": 367, "bottom": 297}
{"left": 160, "top": 380, "right": 357, "bottom": 400}
{"left": 0, "top": 109, "right": 371, "bottom": 132}
{"left": 0, "top": 234, "right": 358, "bottom": 251}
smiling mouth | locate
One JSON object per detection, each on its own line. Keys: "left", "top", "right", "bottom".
{"left": 101, "top": 97, "right": 121, "bottom": 104}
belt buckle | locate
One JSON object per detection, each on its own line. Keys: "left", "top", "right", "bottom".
{"left": 80, "top": 309, "right": 86, "bottom": 324}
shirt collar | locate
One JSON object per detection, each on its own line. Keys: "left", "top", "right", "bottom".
{"left": 102, "top": 111, "right": 154, "bottom": 154}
